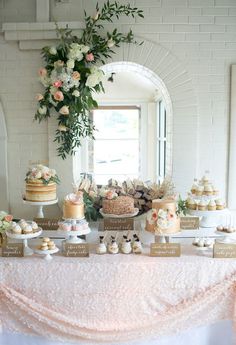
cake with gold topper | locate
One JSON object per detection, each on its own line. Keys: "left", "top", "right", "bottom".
{"left": 25, "top": 164, "right": 59, "bottom": 202}
{"left": 63, "top": 191, "right": 84, "bottom": 219}
{"left": 146, "top": 199, "right": 180, "bottom": 234}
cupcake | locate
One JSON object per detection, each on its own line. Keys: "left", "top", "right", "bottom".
{"left": 204, "top": 184, "right": 213, "bottom": 196}
{"left": 198, "top": 200, "right": 207, "bottom": 211}
{"left": 108, "top": 236, "right": 119, "bottom": 254}
{"left": 12, "top": 224, "right": 22, "bottom": 234}
{"left": 121, "top": 239, "right": 132, "bottom": 254}
{"left": 212, "top": 186, "right": 219, "bottom": 196}
{"left": 215, "top": 199, "right": 225, "bottom": 210}
{"left": 187, "top": 198, "right": 196, "bottom": 210}
{"left": 201, "top": 175, "right": 209, "bottom": 185}
{"left": 208, "top": 200, "right": 216, "bottom": 211}
{"left": 23, "top": 224, "right": 33, "bottom": 234}
{"left": 195, "top": 185, "right": 204, "bottom": 196}
{"left": 191, "top": 181, "right": 198, "bottom": 195}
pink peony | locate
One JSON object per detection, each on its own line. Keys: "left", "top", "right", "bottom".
{"left": 106, "top": 190, "right": 114, "bottom": 200}
{"left": 86, "top": 53, "right": 94, "bottom": 62}
{"left": 72, "top": 71, "right": 81, "bottom": 80}
{"left": 38, "top": 68, "right": 47, "bottom": 77}
{"left": 59, "top": 105, "right": 69, "bottom": 115}
{"left": 53, "top": 91, "right": 64, "bottom": 101}
{"left": 42, "top": 172, "right": 51, "bottom": 180}
{"left": 53, "top": 80, "right": 63, "bottom": 88}
{"left": 35, "top": 93, "right": 44, "bottom": 101}
{"left": 5, "top": 215, "right": 13, "bottom": 222}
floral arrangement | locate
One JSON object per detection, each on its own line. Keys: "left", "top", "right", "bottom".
{"left": 25, "top": 164, "right": 60, "bottom": 185}
{"left": 99, "top": 189, "right": 118, "bottom": 200}
{"left": 147, "top": 208, "right": 176, "bottom": 233}
{"left": 0, "top": 211, "right": 13, "bottom": 234}
{"left": 35, "top": 1, "right": 144, "bottom": 159}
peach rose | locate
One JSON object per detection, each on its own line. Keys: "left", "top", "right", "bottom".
{"left": 53, "top": 91, "right": 64, "bottom": 101}
{"left": 72, "top": 71, "right": 81, "bottom": 80}
{"left": 86, "top": 53, "right": 94, "bottom": 62}
{"left": 53, "top": 80, "right": 63, "bottom": 88}
{"left": 38, "top": 68, "right": 47, "bottom": 77}
{"left": 106, "top": 190, "right": 114, "bottom": 200}
{"left": 35, "top": 93, "right": 44, "bottom": 101}
{"left": 5, "top": 215, "right": 13, "bottom": 222}
{"left": 59, "top": 105, "right": 69, "bottom": 115}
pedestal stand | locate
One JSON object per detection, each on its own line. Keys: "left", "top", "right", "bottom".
{"left": 6, "top": 229, "right": 42, "bottom": 256}
{"left": 23, "top": 199, "right": 58, "bottom": 218}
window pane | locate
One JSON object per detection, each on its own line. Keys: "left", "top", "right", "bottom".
{"left": 93, "top": 139, "right": 139, "bottom": 175}
{"left": 93, "top": 109, "right": 139, "bottom": 139}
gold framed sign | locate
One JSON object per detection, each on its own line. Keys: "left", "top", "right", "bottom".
{"left": 150, "top": 243, "right": 181, "bottom": 257}
{"left": 2, "top": 242, "right": 24, "bottom": 257}
{"left": 213, "top": 243, "right": 236, "bottom": 258}
{"left": 180, "top": 217, "right": 199, "bottom": 230}
{"left": 64, "top": 243, "right": 89, "bottom": 257}
{"left": 34, "top": 218, "right": 61, "bottom": 230}
{"left": 103, "top": 218, "right": 134, "bottom": 231}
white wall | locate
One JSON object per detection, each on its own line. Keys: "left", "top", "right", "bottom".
{"left": 0, "top": 0, "right": 235, "bottom": 218}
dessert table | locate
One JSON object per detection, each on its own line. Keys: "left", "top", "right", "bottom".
{"left": 0, "top": 243, "right": 236, "bottom": 344}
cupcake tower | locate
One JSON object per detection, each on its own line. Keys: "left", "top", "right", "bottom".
{"left": 186, "top": 174, "right": 225, "bottom": 212}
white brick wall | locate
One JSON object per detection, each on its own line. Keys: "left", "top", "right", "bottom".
{"left": 0, "top": 0, "right": 235, "bottom": 217}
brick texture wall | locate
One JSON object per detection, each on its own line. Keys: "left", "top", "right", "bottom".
{"left": 0, "top": 0, "right": 235, "bottom": 217}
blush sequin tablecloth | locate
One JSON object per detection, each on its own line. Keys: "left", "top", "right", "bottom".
{"left": 1, "top": 245, "right": 236, "bottom": 344}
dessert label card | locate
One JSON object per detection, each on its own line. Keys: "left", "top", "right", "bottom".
{"left": 180, "top": 217, "right": 199, "bottom": 230}
{"left": 213, "top": 243, "right": 236, "bottom": 258}
{"left": 34, "top": 218, "right": 61, "bottom": 230}
{"left": 103, "top": 218, "right": 134, "bottom": 231}
{"left": 64, "top": 243, "right": 89, "bottom": 257}
{"left": 150, "top": 243, "right": 181, "bottom": 257}
{"left": 2, "top": 243, "right": 24, "bottom": 257}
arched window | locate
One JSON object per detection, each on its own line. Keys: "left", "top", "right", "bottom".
{"left": 79, "top": 62, "right": 172, "bottom": 184}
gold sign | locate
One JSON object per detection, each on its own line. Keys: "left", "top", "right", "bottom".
{"left": 2, "top": 242, "right": 24, "bottom": 257}
{"left": 103, "top": 218, "right": 134, "bottom": 231}
{"left": 34, "top": 218, "right": 61, "bottom": 230}
{"left": 150, "top": 243, "right": 181, "bottom": 257}
{"left": 180, "top": 216, "right": 199, "bottom": 230}
{"left": 64, "top": 243, "right": 89, "bottom": 257}
{"left": 213, "top": 243, "right": 236, "bottom": 258}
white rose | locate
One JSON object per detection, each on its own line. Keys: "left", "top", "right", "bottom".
{"left": 49, "top": 46, "right": 57, "bottom": 55}
{"left": 107, "top": 38, "right": 115, "bottom": 48}
{"left": 50, "top": 169, "right": 56, "bottom": 177}
{"left": 35, "top": 171, "right": 42, "bottom": 179}
{"left": 38, "top": 106, "right": 47, "bottom": 115}
{"left": 80, "top": 45, "right": 90, "bottom": 54}
{"left": 67, "top": 59, "right": 75, "bottom": 69}
{"left": 86, "top": 74, "right": 100, "bottom": 88}
{"left": 72, "top": 90, "right": 80, "bottom": 97}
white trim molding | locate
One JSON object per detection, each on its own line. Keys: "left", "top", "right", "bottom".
{"left": 228, "top": 65, "right": 236, "bottom": 209}
{"left": 0, "top": 101, "right": 9, "bottom": 211}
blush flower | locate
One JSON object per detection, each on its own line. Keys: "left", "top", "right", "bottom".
{"left": 59, "top": 105, "right": 69, "bottom": 115}
{"left": 53, "top": 80, "right": 63, "bottom": 88}
{"left": 4, "top": 215, "right": 13, "bottom": 222}
{"left": 35, "top": 93, "right": 44, "bottom": 101}
{"left": 38, "top": 68, "right": 47, "bottom": 77}
{"left": 86, "top": 53, "right": 94, "bottom": 62}
{"left": 53, "top": 90, "right": 64, "bottom": 101}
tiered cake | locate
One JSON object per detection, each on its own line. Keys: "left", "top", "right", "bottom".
{"left": 146, "top": 199, "right": 180, "bottom": 234}
{"left": 25, "top": 165, "right": 59, "bottom": 202}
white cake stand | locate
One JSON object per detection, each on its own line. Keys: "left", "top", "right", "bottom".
{"left": 187, "top": 208, "right": 230, "bottom": 228}
{"left": 57, "top": 218, "right": 91, "bottom": 243}
{"left": 5, "top": 229, "right": 42, "bottom": 256}
{"left": 215, "top": 230, "right": 236, "bottom": 244}
{"left": 22, "top": 199, "right": 58, "bottom": 218}
{"left": 34, "top": 247, "right": 59, "bottom": 260}
{"left": 154, "top": 231, "right": 182, "bottom": 244}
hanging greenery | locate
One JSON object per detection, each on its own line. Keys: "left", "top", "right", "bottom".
{"left": 34, "top": 1, "right": 144, "bottom": 159}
